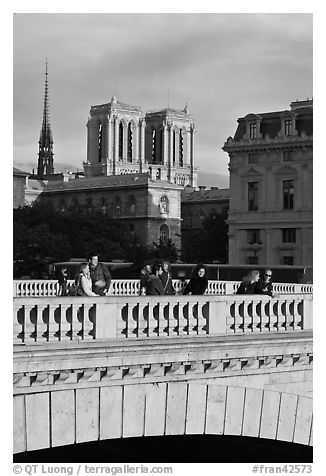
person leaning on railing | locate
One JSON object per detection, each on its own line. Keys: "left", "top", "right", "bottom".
{"left": 75, "top": 263, "right": 98, "bottom": 297}
{"left": 88, "top": 252, "right": 112, "bottom": 296}
{"left": 255, "top": 269, "right": 274, "bottom": 297}
{"left": 182, "top": 264, "right": 208, "bottom": 295}
{"left": 236, "top": 270, "right": 260, "bottom": 294}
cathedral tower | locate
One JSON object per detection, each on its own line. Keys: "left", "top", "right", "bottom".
{"left": 37, "top": 59, "right": 54, "bottom": 177}
{"left": 145, "top": 104, "right": 197, "bottom": 187}
{"left": 84, "top": 95, "right": 145, "bottom": 177}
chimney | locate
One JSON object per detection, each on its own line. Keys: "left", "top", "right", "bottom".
{"left": 198, "top": 186, "right": 206, "bottom": 191}
{"left": 290, "top": 98, "right": 313, "bottom": 111}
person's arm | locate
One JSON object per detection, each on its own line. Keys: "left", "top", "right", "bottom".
{"left": 236, "top": 282, "right": 245, "bottom": 294}
{"left": 80, "top": 275, "right": 97, "bottom": 297}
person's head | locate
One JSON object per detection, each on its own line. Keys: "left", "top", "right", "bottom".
{"left": 80, "top": 263, "right": 89, "bottom": 275}
{"left": 162, "top": 261, "right": 170, "bottom": 273}
{"left": 88, "top": 253, "right": 99, "bottom": 267}
{"left": 197, "top": 265, "right": 206, "bottom": 278}
{"left": 152, "top": 264, "right": 163, "bottom": 276}
{"left": 248, "top": 270, "right": 260, "bottom": 283}
{"left": 145, "top": 264, "right": 152, "bottom": 274}
{"left": 263, "top": 269, "right": 272, "bottom": 281}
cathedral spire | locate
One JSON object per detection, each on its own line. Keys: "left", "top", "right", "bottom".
{"left": 37, "top": 58, "right": 54, "bottom": 177}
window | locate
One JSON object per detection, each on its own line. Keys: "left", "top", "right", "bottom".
{"left": 152, "top": 128, "right": 157, "bottom": 162}
{"left": 249, "top": 123, "right": 257, "bottom": 139}
{"left": 86, "top": 198, "right": 93, "bottom": 213}
{"left": 156, "top": 168, "right": 161, "bottom": 180}
{"left": 172, "top": 130, "right": 176, "bottom": 164}
{"left": 285, "top": 119, "right": 292, "bottom": 136}
{"left": 247, "top": 229, "right": 261, "bottom": 244}
{"left": 127, "top": 123, "right": 132, "bottom": 162}
{"left": 283, "top": 256, "right": 294, "bottom": 265}
{"left": 114, "top": 197, "right": 121, "bottom": 217}
{"left": 248, "top": 182, "right": 259, "bottom": 211}
{"left": 283, "top": 150, "right": 294, "bottom": 162}
{"left": 248, "top": 153, "right": 258, "bottom": 164}
{"left": 58, "top": 200, "right": 66, "bottom": 213}
{"left": 127, "top": 196, "right": 136, "bottom": 216}
{"left": 187, "top": 214, "right": 193, "bottom": 227}
{"left": 283, "top": 180, "right": 294, "bottom": 210}
{"left": 159, "top": 224, "right": 169, "bottom": 244}
{"left": 179, "top": 131, "right": 184, "bottom": 166}
{"left": 119, "top": 122, "right": 123, "bottom": 160}
{"left": 98, "top": 122, "right": 102, "bottom": 162}
{"left": 159, "top": 196, "right": 169, "bottom": 214}
{"left": 282, "top": 228, "right": 296, "bottom": 243}
{"left": 248, "top": 256, "right": 258, "bottom": 265}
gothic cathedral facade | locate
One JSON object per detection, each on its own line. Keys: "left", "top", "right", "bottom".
{"left": 83, "top": 95, "right": 198, "bottom": 188}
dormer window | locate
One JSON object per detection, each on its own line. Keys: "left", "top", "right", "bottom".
{"left": 248, "top": 153, "right": 258, "bottom": 164}
{"left": 285, "top": 119, "right": 292, "bottom": 136}
{"left": 249, "top": 123, "right": 257, "bottom": 139}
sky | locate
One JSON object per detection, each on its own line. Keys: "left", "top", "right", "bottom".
{"left": 13, "top": 12, "right": 312, "bottom": 186}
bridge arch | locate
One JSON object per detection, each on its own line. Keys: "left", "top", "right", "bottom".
{"left": 14, "top": 382, "right": 312, "bottom": 454}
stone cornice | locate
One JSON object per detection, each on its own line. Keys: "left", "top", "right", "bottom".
{"left": 223, "top": 135, "right": 313, "bottom": 153}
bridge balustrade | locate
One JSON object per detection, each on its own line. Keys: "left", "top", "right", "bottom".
{"left": 13, "top": 293, "right": 313, "bottom": 344}
{"left": 13, "top": 279, "right": 313, "bottom": 298}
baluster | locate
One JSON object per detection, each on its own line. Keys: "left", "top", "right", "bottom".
{"left": 178, "top": 302, "right": 188, "bottom": 335}
{"left": 234, "top": 301, "right": 245, "bottom": 333}
{"left": 82, "top": 303, "right": 94, "bottom": 340}
{"left": 60, "top": 303, "right": 71, "bottom": 341}
{"left": 243, "top": 300, "right": 253, "bottom": 333}
{"left": 188, "top": 301, "right": 197, "bottom": 334}
{"left": 252, "top": 299, "right": 262, "bottom": 333}
{"left": 265, "top": 300, "right": 279, "bottom": 332}
{"left": 147, "top": 303, "right": 156, "bottom": 337}
{"left": 71, "top": 303, "right": 81, "bottom": 340}
{"left": 226, "top": 300, "right": 236, "bottom": 333}
{"left": 168, "top": 302, "right": 178, "bottom": 336}
{"left": 127, "top": 302, "right": 136, "bottom": 338}
{"left": 136, "top": 301, "right": 147, "bottom": 337}
{"left": 158, "top": 302, "right": 167, "bottom": 336}
{"left": 197, "top": 302, "right": 207, "bottom": 335}
{"left": 276, "top": 299, "right": 286, "bottom": 331}
{"left": 116, "top": 302, "right": 127, "bottom": 338}
{"left": 23, "top": 304, "right": 35, "bottom": 343}
{"left": 284, "top": 299, "right": 293, "bottom": 330}
{"left": 13, "top": 301, "right": 23, "bottom": 343}
{"left": 292, "top": 299, "right": 302, "bottom": 330}
{"left": 48, "top": 303, "right": 59, "bottom": 341}
{"left": 36, "top": 304, "right": 47, "bottom": 342}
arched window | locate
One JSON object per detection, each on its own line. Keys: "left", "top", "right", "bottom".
{"left": 179, "top": 130, "right": 184, "bottom": 166}
{"left": 119, "top": 122, "right": 123, "bottom": 160}
{"left": 172, "top": 130, "right": 176, "bottom": 164}
{"left": 127, "top": 196, "right": 136, "bottom": 216}
{"left": 127, "top": 123, "right": 132, "bottom": 162}
{"left": 152, "top": 128, "right": 157, "bottom": 162}
{"left": 98, "top": 122, "right": 103, "bottom": 162}
{"left": 159, "top": 224, "right": 169, "bottom": 244}
{"left": 156, "top": 168, "right": 161, "bottom": 180}
{"left": 159, "top": 195, "right": 169, "bottom": 214}
{"left": 115, "top": 197, "right": 121, "bottom": 217}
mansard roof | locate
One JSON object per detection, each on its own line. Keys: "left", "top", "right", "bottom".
{"left": 43, "top": 173, "right": 182, "bottom": 194}
{"left": 182, "top": 188, "right": 229, "bottom": 203}
{"left": 233, "top": 104, "right": 313, "bottom": 141}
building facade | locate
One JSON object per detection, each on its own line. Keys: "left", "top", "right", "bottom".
{"left": 223, "top": 99, "right": 313, "bottom": 267}
{"left": 41, "top": 173, "right": 182, "bottom": 249}
{"left": 83, "top": 96, "right": 198, "bottom": 187}
{"left": 181, "top": 186, "right": 229, "bottom": 231}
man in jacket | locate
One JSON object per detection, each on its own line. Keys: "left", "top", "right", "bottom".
{"left": 88, "top": 253, "right": 111, "bottom": 296}
{"left": 256, "top": 269, "right": 274, "bottom": 297}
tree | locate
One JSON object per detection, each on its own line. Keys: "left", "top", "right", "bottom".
{"left": 181, "top": 211, "right": 228, "bottom": 263}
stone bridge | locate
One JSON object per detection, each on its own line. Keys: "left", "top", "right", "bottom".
{"left": 13, "top": 291, "right": 313, "bottom": 455}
